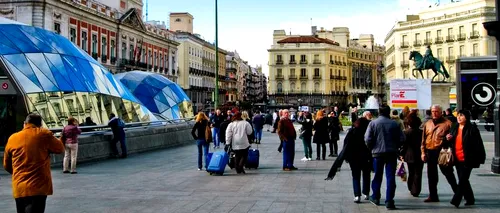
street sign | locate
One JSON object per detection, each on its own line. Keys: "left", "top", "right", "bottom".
{"left": 471, "top": 82, "right": 496, "bottom": 106}
{"left": 0, "top": 79, "right": 16, "bottom": 95}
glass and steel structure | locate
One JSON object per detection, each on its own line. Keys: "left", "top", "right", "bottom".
{"left": 115, "top": 71, "right": 194, "bottom": 120}
{"left": 0, "top": 19, "right": 157, "bottom": 142}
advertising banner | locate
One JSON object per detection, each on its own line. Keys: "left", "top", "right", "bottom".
{"left": 390, "top": 79, "right": 431, "bottom": 109}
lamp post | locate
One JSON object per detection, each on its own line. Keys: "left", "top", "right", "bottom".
{"left": 214, "top": 0, "right": 219, "bottom": 111}
{"left": 483, "top": 0, "right": 500, "bottom": 173}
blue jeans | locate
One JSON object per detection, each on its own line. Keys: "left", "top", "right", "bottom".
{"left": 282, "top": 140, "right": 295, "bottom": 169}
{"left": 196, "top": 139, "right": 209, "bottom": 169}
{"left": 371, "top": 155, "right": 397, "bottom": 203}
{"left": 110, "top": 131, "right": 127, "bottom": 157}
{"left": 350, "top": 162, "right": 371, "bottom": 197}
{"left": 254, "top": 128, "right": 263, "bottom": 141}
{"left": 212, "top": 127, "right": 220, "bottom": 147}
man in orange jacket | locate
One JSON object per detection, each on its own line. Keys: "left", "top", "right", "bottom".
{"left": 3, "top": 113, "right": 65, "bottom": 213}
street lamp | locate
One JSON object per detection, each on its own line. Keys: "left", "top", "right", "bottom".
{"left": 214, "top": 0, "right": 219, "bottom": 111}
{"left": 482, "top": 0, "right": 500, "bottom": 173}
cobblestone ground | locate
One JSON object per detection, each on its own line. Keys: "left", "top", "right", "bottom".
{"left": 1, "top": 127, "right": 499, "bottom": 213}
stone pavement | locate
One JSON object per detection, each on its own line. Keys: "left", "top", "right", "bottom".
{"left": 1, "top": 128, "right": 500, "bottom": 213}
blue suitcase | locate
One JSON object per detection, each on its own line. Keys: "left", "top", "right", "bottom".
{"left": 206, "top": 152, "right": 213, "bottom": 168}
{"left": 207, "top": 150, "right": 229, "bottom": 175}
{"left": 246, "top": 147, "right": 260, "bottom": 169}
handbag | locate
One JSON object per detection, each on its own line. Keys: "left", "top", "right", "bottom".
{"left": 205, "top": 124, "right": 212, "bottom": 143}
{"left": 396, "top": 161, "right": 407, "bottom": 182}
{"left": 438, "top": 148, "right": 453, "bottom": 166}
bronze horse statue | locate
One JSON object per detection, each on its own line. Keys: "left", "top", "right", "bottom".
{"left": 409, "top": 51, "right": 450, "bottom": 81}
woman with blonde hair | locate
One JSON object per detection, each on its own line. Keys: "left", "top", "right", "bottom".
{"left": 313, "top": 110, "right": 329, "bottom": 160}
{"left": 62, "top": 117, "right": 81, "bottom": 174}
{"left": 191, "top": 112, "right": 210, "bottom": 171}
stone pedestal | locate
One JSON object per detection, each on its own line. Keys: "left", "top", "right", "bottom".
{"left": 431, "top": 82, "right": 453, "bottom": 109}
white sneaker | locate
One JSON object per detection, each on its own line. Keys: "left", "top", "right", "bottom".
{"left": 301, "top": 157, "right": 308, "bottom": 161}
{"left": 363, "top": 195, "right": 369, "bottom": 200}
{"left": 307, "top": 158, "right": 312, "bottom": 161}
{"left": 354, "top": 196, "right": 361, "bottom": 203}
{"left": 197, "top": 168, "right": 202, "bottom": 171}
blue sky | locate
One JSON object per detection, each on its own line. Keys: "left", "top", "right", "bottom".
{"left": 145, "top": 0, "right": 436, "bottom": 75}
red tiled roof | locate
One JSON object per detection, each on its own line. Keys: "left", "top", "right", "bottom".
{"left": 277, "top": 36, "right": 339, "bottom": 46}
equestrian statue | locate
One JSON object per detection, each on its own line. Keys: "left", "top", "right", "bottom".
{"left": 409, "top": 45, "right": 450, "bottom": 82}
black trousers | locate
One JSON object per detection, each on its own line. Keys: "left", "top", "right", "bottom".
{"left": 426, "top": 149, "right": 458, "bottom": 199}
{"left": 407, "top": 161, "right": 424, "bottom": 196}
{"left": 451, "top": 162, "right": 475, "bottom": 204}
{"left": 316, "top": 143, "right": 326, "bottom": 159}
{"left": 234, "top": 148, "right": 249, "bottom": 173}
{"left": 15, "top": 195, "right": 47, "bottom": 213}
{"left": 329, "top": 140, "right": 338, "bottom": 155}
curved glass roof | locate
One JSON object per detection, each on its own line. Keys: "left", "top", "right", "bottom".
{"left": 115, "top": 71, "right": 193, "bottom": 120}
{"left": 0, "top": 23, "right": 137, "bottom": 102}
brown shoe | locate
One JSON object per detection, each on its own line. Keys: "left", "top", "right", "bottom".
{"left": 283, "top": 168, "right": 291, "bottom": 171}
{"left": 424, "top": 197, "right": 439, "bottom": 202}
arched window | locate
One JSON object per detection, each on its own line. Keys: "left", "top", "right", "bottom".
{"left": 314, "top": 82, "right": 320, "bottom": 92}
{"left": 301, "top": 82, "right": 306, "bottom": 92}
{"left": 290, "top": 83, "right": 295, "bottom": 92}
{"left": 403, "top": 70, "right": 408, "bottom": 79}
{"left": 277, "top": 82, "right": 283, "bottom": 93}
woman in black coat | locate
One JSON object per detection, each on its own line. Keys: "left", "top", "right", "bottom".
{"left": 326, "top": 117, "right": 371, "bottom": 202}
{"left": 313, "top": 110, "right": 329, "bottom": 160}
{"left": 328, "top": 113, "right": 340, "bottom": 157}
{"left": 401, "top": 110, "right": 424, "bottom": 197}
{"left": 446, "top": 110, "right": 486, "bottom": 208}
{"left": 298, "top": 112, "right": 313, "bottom": 161}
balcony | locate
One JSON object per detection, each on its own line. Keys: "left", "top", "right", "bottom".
{"left": 289, "top": 60, "right": 296, "bottom": 64}
{"left": 101, "top": 55, "right": 107, "bottom": 63}
{"left": 313, "top": 75, "right": 321, "bottom": 79}
{"left": 313, "top": 60, "right": 321, "bottom": 64}
{"left": 275, "top": 75, "right": 284, "bottom": 80}
{"left": 289, "top": 75, "right": 297, "bottom": 80}
{"left": 413, "top": 40, "right": 422, "bottom": 47}
{"left": 424, "top": 39, "right": 432, "bottom": 45}
{"left": 110, "top": 56, "right": 116, "bottom": 64}
{"left": 457, "top": 33, "right": 467, "bottom": 41}
{"left": 400, "top": 61, "right": 409, "bottom": 68}
{"left": 120, "top": 58, "right": 129, "bottom": 66}
{"left": 435, "top": 37, "right": 444, "bottom": 44}
{"left": 330, "top": 60, "right": 334, "bottom": 65}
{"left": 470, "top": 31, "right": 480, "bottom": 39}
{"left": 400, "top": 42, "right": 409, "bottom": 48}
{"left": 446, "top": 56, "right": 456, "bottom": 63}
{"left": 446, "top": 35, "right": 455, "bottom": 42}
{"left": 276, "top": 60, "right": 283, "bottom": 65}
{"left": 341, "top": 76, "right": 347, "bottom": 81}
{"left": 299, "top": 75, "right": 308, "bottom": 79}
{"left": 91, "top": 52, "right": 98, "bottom": 60}
{"left": 300, "top": 60, "right": 307, "bottom": 64}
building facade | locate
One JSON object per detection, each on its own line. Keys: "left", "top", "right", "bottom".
{"left": 244, "top": 66, "right": 267, "bottom": 104}
{"left": 225, "top": 52, "right": 239, "bottom": 103}
{"left": 268, "top": 30, "right": 349, "bottom": 110}
{"left": 384, "top": 0, "right": 497, "bottom": 105}
{"left": 0, "top": 0, "right": 180, "bottom": 83}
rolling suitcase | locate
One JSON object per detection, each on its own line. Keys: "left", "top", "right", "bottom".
{"left": 245, "top": 144, "right": 260, "bottom": 169}
{"left": 207, "top": 150, "right": 229, "bottom": 175}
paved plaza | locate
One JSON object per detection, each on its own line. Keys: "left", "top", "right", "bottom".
{"left": 1, "top": 128, "right": 500, "bottom": 213}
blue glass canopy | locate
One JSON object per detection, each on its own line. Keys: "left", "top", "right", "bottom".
{"left": 115, "top": 71, "right": 193, "bottom": 120}
{"left": 0, "top": 22, "right": 156, "bottom": 126}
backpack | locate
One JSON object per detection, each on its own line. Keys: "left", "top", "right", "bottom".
{"left": 117, "top": 118, "right": 125, "bottom": 128}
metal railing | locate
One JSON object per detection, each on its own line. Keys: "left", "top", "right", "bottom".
{"left": 50, "top": 117, "right": 195, "bottom": 136}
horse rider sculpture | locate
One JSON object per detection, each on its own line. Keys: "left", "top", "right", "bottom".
{"left": 409, "top": 45, "right": 450, "bottom": 82}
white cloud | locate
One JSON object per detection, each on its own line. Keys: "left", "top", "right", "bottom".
{"left": 217, "top": 0, "right": 434, "bottom": 77}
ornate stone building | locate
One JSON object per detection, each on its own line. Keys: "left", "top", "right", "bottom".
{"left": 0, "top": 0, "right": 180, "bottom": 83}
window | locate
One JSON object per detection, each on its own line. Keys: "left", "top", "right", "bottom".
{"left": 153, "top": 52, "right": 157, "bottom": 67}
{"left": 277, "top": 55, "right": 282, "bottom": 61}
{"left": 290, "top": 83, "right": 295, "bottom": 92}
{"left": 290, "top": 68, "right": 295, "bottom": 76}
{"left": 129, "top": 44, "right": 134, "bottom": 60}
{"left": 69, "top": 28, "right": 76, "bottom": 43}
{"left": 314, "top": 82, "right": 319, "bottom": 92}
{"left": 437, "top": 30, "right": 442, "bottom": 37}
{"left": 473, "top": 43, "right": 479, "bottom": 55}
{"left": 402, "top": 35, "right": 407, "bottom": 43}
{"left": 437, "top": 48, "right": 442, "bottom": 58}
{"left": 426, "top": 31, "right": 431, "bottom": 40}
{"left": 81, "top": 31, "right": 88, "bottom": 51}
{"left": 415, "top": 33, "right": 420, "bottom": 40}
{"left": 141, "top": 48, "right": 145, "bottom": 62}
{"left": 459, "top": 45, "right": 465, "bottom": 56}
{"left": 300, "top": 55, "right": 306, "bottom": 62}
{"left": 290, "top": 55, "right": 295, "bottom": 62}
{"left": 101, "top": 37, "right": 107, "bottom": 58}
{"left": 448, "top": 47, "right": 454, "bottom": 57}
{"left": 459, "top": 26, "right": 464, "bottom": 34}
{"left": 403, "top": 52, "right": 408, "bottom": 61}
{"left": 175, "top": 18, "right": 181, "bottom": 22}
{"left": 121, "top": 42, "right": 126, "bottom": 59}
{"left": 301, "top": 82, "right": 306, "bottom": 92}
{"left": 314, "top": 68, "right": 320, "bottom": 76}
{"left": 110, "top": 40, "right": 115, "bottom": 58}
{"left": 472, "top": 23, "right": 477, "bottom": 32}
{"left": 314, "top": 54, "right": 319, "bottom": 61}
{"left": 91, "top": 34, "right": 97, "bottom": 54}
{"left": 54, "top": 22, "right": 61, "bottom": 34}
{"left": 300, "top": 68, "right": 306, "bottom": 76}
{"left": 448, "top": 28, "right": 453, "bottom": 36}
{"left": 277, "top": 83, "right": 283, "bottom": 93}
{"left": 330, "top": 69, "right": 332, "bottom": 76}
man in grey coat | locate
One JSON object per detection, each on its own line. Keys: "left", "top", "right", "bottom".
{"left": 364, "top": 105, "right": 405, "bottom": 210}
